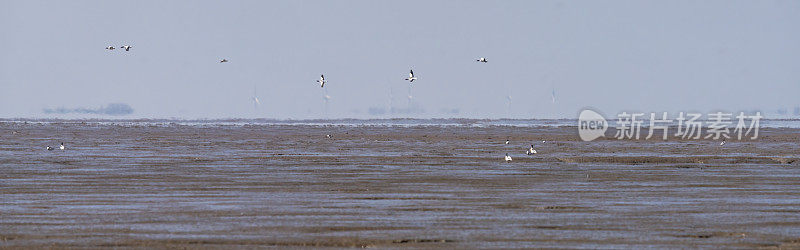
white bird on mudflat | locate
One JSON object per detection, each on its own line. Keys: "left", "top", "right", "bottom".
{"left": 476, "top": 57, "right": 488, "bottom": 63}
{"left": 105, "top": 46, "right": 115, "bottom": 50}
{"left": 404, "top": 70, "right": 417, "bottom": 82}
{"left": 326, "top": 134, "right": 332, "bottom": 138}
{"left": 504, "top": 153, "right": 512, "bottom": 162}
{"left": 505, "top": 139, "right": 510, "bottom": 144}
{"left": 720, "top": 139, "right": 726, "bottom": 146}
{"left": 59, "top": 142, "right": 65, "bottom": 150}
{"left": 46, "top": 146, "right": 53, "bottom": 151}
{"left": 527, "top": 145, "right": 537, "bottom": 155}
{"left": 120, "top": 45, "right": 132, "bottom": 51}
{"left": 317, "top": 74, "right": 326, "bottom": 88}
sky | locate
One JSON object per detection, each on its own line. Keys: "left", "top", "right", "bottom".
{"left": 1, "top": 0, "right": 798, "bottom": 119}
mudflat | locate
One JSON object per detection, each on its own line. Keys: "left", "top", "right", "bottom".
{"left": 1, "top": 122, "right": 799, "bottom": 248}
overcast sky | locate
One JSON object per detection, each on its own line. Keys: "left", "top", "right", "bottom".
{"left": 1, "top": 0, "right": 798, "bottom": 119}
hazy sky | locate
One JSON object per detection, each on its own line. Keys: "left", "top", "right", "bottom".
{"left": 1, "top": 0, "right": 798, "bottom": 119}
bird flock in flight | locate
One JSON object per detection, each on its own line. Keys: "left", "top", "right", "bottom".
{"left": 98, "top": 44, "right": 553, "bottom": 162}
{"left": 105, "top": 45, "right": 132, "bottom": 51}
{"left": 102, "top": 44, "right": 491, "bottom": 93}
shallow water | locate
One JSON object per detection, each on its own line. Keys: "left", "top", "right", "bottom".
{"left": 1, "top": 121, "right": 799, "bottom": 248}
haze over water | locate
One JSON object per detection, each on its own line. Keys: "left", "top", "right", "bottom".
{"left": 1, "top": 0, "right": 799, "bottom": 119}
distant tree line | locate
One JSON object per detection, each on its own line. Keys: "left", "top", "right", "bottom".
{"left": 43, "top": 103, "right": 133, "bottom": 116}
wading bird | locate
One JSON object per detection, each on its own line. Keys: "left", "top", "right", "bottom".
{"left": 526, "top": 145, "right": 537, "bottom": 155}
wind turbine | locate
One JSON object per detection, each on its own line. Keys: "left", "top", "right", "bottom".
{"left": 323, "top": 87, "right": 331, "bottom": 117}
{"left": 251, "top": 86, "right": 261, "bottom": 111}
{"left": 388, "top": 81, "right": 395, "bottom": 115}
{"left": 404, "top": 69, "right": 416, "bottom": 109}
{"left": 506, "top": 95, "right": 513, "bottom": 117}
{"left": 316, "top": 75, "right": 330, "bottom": 117}
{"left": 407, "top": 84, "right": 413, "bottom": 109}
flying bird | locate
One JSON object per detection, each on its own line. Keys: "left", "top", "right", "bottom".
{"left": 317, "top": 74, "right": 326, "bottom": 88}
{"left": 477, "top": 57, "right": 488, "bottom": 63}
{"left": 505, "top": 153, "right": 512, "bottom": 162}
{"left": 404, "top": 70, "right": 417, "bottom": 82}
{"left": 120, "top": 45, "right": 132, "bottom": 51}
{"left": 105, "top": 46, "right": 115, "bottom": 50}
{"left": 220, "top": 59, "right": 229, "bottom": 63}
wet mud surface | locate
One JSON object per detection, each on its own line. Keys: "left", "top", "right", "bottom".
{"left": 1, "top": 122, "right": 799, "bottom": 248}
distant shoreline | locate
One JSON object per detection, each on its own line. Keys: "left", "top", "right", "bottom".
{"left": 2, "top": 118, "right": 800, "bottom": 128}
